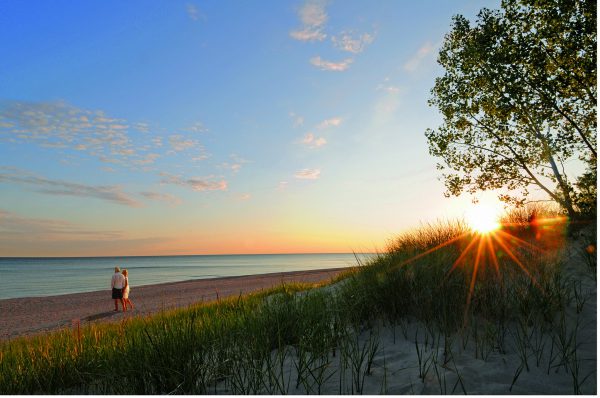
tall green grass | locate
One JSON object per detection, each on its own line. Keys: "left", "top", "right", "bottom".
{"left": 0, "top": 207, "right": 594, "bottom": 394}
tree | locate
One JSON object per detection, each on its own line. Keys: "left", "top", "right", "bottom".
{"left": 425, "top": 0, "right": 596, "bottom": 218}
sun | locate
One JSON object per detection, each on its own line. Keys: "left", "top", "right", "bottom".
{"left": 465, "top": 204, "right": 501, "bottom": 234}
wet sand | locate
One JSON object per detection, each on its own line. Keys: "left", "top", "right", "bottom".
{"left": 0, "top": 267, "right": 348, "bottom": 340}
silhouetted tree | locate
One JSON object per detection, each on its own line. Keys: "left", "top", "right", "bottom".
{"left": 426, "top": 0, "right": 596, "bottom": 218}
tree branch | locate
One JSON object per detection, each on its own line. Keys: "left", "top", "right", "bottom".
{"left": 468, "top": 111, "right": 563, "bottom": 205}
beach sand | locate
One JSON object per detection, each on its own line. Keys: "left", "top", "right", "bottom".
{"left": 0, "top": 267, "right": 348, "bottom": 340}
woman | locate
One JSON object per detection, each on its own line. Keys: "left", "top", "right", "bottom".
{"left": 121, "top": 269, "right": 134, "bottom": 311}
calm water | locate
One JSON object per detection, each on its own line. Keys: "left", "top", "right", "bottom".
{"left": 0, "top": 253, "right": 374, "bottom": 300}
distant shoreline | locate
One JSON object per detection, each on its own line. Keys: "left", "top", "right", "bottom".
{"left": 0, "top": 253, "right": 371, "bottom": 300}
{"left": 0, "top": 267, "right": 349, "bottom": 340}
{"left": 0, "top": 252, "right": 376, "bottom": 259}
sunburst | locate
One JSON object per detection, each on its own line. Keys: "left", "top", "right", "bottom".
{"left": 393, "top": 208, "right": 567, "bottom": 326}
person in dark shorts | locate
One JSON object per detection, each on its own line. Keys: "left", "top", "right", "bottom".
{"left": 111, "top": 266, "right": 126, "bottom": 311}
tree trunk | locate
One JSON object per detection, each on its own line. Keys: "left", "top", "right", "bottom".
{"left": 536, "top": 130, "right": 578, "bottom": 219}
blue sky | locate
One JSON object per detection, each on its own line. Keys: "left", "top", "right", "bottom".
{"left": 0, "top": 0, "right": 504, "bottom": 256}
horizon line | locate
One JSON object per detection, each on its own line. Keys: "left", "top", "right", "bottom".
{"left": 0, "top": 251, "right": 380, "bottom": 260}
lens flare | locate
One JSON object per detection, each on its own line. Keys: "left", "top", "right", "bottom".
{"left": 466, "top": 204, "right": 501, "bottom": 234}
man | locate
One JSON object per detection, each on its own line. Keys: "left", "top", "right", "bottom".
{"left": 111, "top": 266, "right": 126, "bottom": 312}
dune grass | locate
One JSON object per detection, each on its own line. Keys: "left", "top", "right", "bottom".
{"left": 0, "top": 206, "right": 595, "bottom": 394}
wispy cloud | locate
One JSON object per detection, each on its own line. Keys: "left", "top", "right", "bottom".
{"left": 160, "top": 172, "right": 228, "bottom": 192}
{"left": 140, "top": 191, "right": 182, "bottom": 206}
{"left": 376, "top": 77, "right": 402, "bottom": 94}
{"left": 278, "top": 181, "right": 289, "bottom": 190}
{"left": 133, "top": 122, "right": 150, "bottom": 133}
{"left": 290, "top": 0, "right": 328, "bottom": 42}
{"left": 0, "top": 209, "right": 174, "bottom": 256}
{"left": 332, "top": 31, "right": 374, "bottom": 53}
{"left": 192, "top": 149, "right": 209, "bottom": 162}
{"left": 0, "top": 168, "right": 142, "bottom": 207}
{"left": 310, "top": 56, "right": 353, "bottom": 71}
{"left": 314, "top": 137, "right": 327, "bottom": 147}
{"left": 168, "top": 134, "right": 197, "bottom": 152}
{"left": 219, "top": 154, "right": 248, "bottom": 174}
{"left": 317, "top": 117, "right": 342, "bottom": 129}
{"left": 376, "top": 84, "right": 401, "bottom": 94}
{"left": 0, "top": 101, "right": 162, "bottom": 170}
{"left": 289, "top": 112, "right": 304, "bottom": 128}
{"left": 186, "top": 3, "right": 206, "bottom": 22}
{"left": 300, "top": 132, "right": 327, "bottom": 148}
{"left": 404, "top": 41, "right": 436, "bottom": 72}
{"left": 295, "top": 168, "right": 321, "bottom": 180}
{"left": 0, "top": 100, "right": 212, "bottom": 172}
{"left": 235, "top": 193, "right": 251, "bottom": 201}
{"left": 133, "top": 153, "right": 160, "bottom": 166}
{"left": 184, "top": 121, "right": 208, "bottom": 133}
{"left": 0, "top": 209, "right": 123, "bottom": 240}
{"left": 220, "top": 162, "right": 242, "bottom": 173}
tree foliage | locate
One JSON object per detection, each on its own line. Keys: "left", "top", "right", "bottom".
{"left": 426, "top": 0, "right": 596, "bottom": 218}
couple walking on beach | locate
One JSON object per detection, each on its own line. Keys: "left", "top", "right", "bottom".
{"left": 111, "top": 267, "right": 134, "bottom": 312}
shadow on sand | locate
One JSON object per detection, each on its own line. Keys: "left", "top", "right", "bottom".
{"left": 83, "top": 311, "right": 120, "bottom": 322}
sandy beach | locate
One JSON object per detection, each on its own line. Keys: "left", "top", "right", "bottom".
{"left": 0, "top": 267, "right": 348, "bottom": 340}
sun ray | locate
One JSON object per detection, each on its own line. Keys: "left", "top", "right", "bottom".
{"left": 445, "top": 234, "right": 480, "bottom": 278}
{"left": 463, "top": 235, "right": 485, "bottom": 326}
{"left": 485, "top": 234, "right": 501, "bottom": 281}
{"left": 496, "top": 229, "right": 546, "bottom": 253}
{"left": 491, "top": 233, "right": 539, "bottom": 288}
{"left": 393, "top": 231, "right": 471, "bottom": 269}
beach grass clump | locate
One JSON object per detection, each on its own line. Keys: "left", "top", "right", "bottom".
{"left": 333, "top": 215, "right": 570, "bottom": 351}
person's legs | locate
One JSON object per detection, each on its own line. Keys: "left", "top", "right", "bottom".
{"left": 114, "top": 298, "right": 119, "bottom": 311}
{"left": 120, "top": 298, "right": 126, "bottom": 311}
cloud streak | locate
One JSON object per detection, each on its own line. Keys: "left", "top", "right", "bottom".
{"left": 140, "top": 191, "right": 182, "bottom": 206}
{"left": 295, "top": 168, "right": 321, "bottom": 180}
{"left": 404, "top": 41, "right": 436, "bottom": 72}
{"left": 0, "top": 168, "right": 142, "bottom": 207}
{"left": 310, "top": 56, "right": 353, "bottom": 71}
{"left": 160, "top": 172, "right": 228, "bottom": 192}
{"left": 0, "top": 209, "right": 123, "bottom": 240}
{"left": 317, "top": 117, "right": 342, "bottom": 129}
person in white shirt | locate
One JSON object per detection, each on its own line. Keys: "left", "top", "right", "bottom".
{"left": 111, "top": 266, "right": 126, "bottom": 312}
{"left": 121, "top": 269, "right": 134, "bottom": 310}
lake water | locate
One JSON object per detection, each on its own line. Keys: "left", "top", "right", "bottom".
{"left": 0, "top": 253, "right": 375, "bottom": 300}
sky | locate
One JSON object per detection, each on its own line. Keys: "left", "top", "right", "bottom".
{"left": 0, "top": 0, "right": 505, "bottom": 257}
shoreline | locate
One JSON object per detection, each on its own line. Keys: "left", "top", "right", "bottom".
{"left": 0, "top": 267, "right": 349, "bottom": 340}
